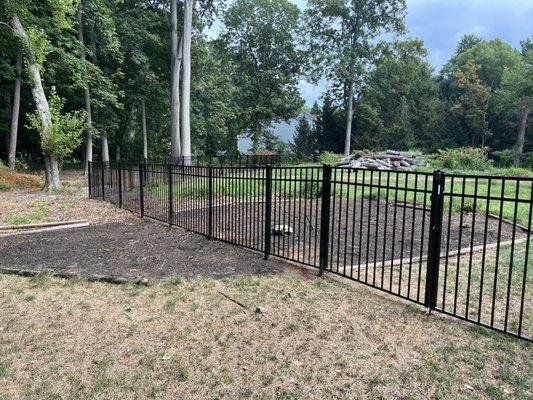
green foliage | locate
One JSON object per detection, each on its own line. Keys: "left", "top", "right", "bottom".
{"left": 315, "top": 97, "right": 345, "bottom": 153}
{"left": 491, "top": 149, "right": 516, "bottom": 168}
{"left": 0, "top": 1, "right": 530, "bottom": 171}
{"left": 317, "top": 151, "right": 342, "bottom": 166}
{"left": 291, "top": 115, "right": 317, "bottom": 160}
{"left": 26, "top": 88, "right": 84, "bottom": 159}
{"left": 520, "top": 153, "right": 533, "bottom": 169}
{"left": 450, "top": 60, "right": 492, "bottom": 147}
{"left": 13, "top": 158, "right": 29, "bottom": 172}
{"left": 355, "top": 39, "right": 445, "bottom": 150}
{"left": 433, "top": 147, "right": 491, "bottom": 171}
{"left": 221, "top": 0, "right": 304, "bottom": 150}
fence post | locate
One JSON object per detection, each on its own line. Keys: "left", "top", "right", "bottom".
{"left": 88, "top": 161, "right": 92, "bottom": 198}
{"left": 168, "top": 163, "right": 173, "bottom": 225}
{"left": 264, "top": 164, "right": 273, "bottom": 260}
{"left": 425, "top": 170, "right": 446, "bottom": 309}
{"left": 208, "top": 165, "right": 213, "bottom": 239}
{"left": 139, "top": 163, "right": 145, "bottom": 218}
{"left": 318, "top": 165, "right": 332, "bottom": 276}
{"left": 118, "top": 162, "right": 123, "bottom": 208}
{"left": 101, "top": 163, "right": 106, "bottom": 201}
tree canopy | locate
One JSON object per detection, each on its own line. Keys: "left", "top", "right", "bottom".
{"left": 0, "top": 1, "right": 531, "bottom": 179}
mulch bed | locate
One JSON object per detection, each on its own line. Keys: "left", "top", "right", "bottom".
{"left": 0, "top": 219, "right": 288, "bottom": 282}
{"left": 153, "top": 196, "right": 525, "bottom": 268}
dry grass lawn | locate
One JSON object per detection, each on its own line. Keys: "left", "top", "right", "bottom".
{"left": 0, "top": 268, "right": 531, "bottom": 400}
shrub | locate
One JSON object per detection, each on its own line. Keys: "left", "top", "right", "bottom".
{"left": 491, "top": 149, "right": 516, "bottom": 168}
{"left": 14, "top": 158, "right": 30, "bottom": 172}
{"left": 520, "top": 152, "right": 533, "bottom": 169}
{"left": 318, "top": 152, "right": 342, "bottom": 166}
{"left": 432, "top": 147, "right": 491, "bottom": 171}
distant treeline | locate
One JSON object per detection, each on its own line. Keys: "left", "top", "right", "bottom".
{"left": 1, "top": 0, "right": 531, "bottom": 180}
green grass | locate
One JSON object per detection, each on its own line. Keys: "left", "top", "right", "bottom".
{"left": 137, "top": 166, "right": 532, "bottom": 225}
{"left": 0, "top": 182, "right": 13, "bottom": 191}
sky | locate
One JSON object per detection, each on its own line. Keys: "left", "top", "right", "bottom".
{"left": 211, "top": 0, "right": 533, "bottom": 106}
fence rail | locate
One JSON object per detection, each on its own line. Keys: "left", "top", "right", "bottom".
{"left": 88, "top": 161, "right": 532, "bottom": 341}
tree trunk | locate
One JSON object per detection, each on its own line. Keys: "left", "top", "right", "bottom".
{"left": 127, "top": 106, "right": 136, "bottom": 141}
{"left": 515, "top": 107, "right": 530, "bottom": 164}
{"left": 78, "top": 5, "right": 93, "bottom": 175}
{"left": 11, "top": 13, "right": 60, "bottom": 190}
{"left": 101, "top": 128, "right": 110, "bottom": 166}
{"left": 170, "top": 0, "right": 182, "bottom": 163}
{"left": 141, "top": 98, "right": 148, "bottom": 161}
{"left": 344, "top": 81, "right": 354, "bottom": 156}
{"left": 8, "top": 54, "right": 22, "bottom": 169}
{"left": 44, "top": 155, "right": 61, "bottom": 189}
{"left": 181, "top": 0, "right": 193, "bottom": 165}
{"left": 115, "top": 144, "right": 121, "bottom": 162}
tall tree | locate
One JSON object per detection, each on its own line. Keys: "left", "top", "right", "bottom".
{"left": 10, "top": 11, "right": 57, "bottom": 187}
{"left": 221, "top": 0, "right": 304, "bottom": 150}
{"left": 170, "top": 0, "right": 182, "bottom": 163}
{"left": 291, "top": 114, "right": 317, "bottom": 160}
{"left": 77, "top": 3, "right": 93, "bottom": 174}
{"left": 450, "top": 60, "right": 491, "bottom": 147}
{"left": 441, "top": 35, "right": 523, "bottom": 150}
{"left": 305, "top": 0, "right": 406, "bottom": 155}
{"left": 494, "top": 38, "right": 533, "bottom": 163}
{"left": 8, "top": 54, "right": 21, "bottom": 169}
{"left": 181, "top": 0, "right": 193, "bottom": 164}
{"left": 356, "top": 39, "right": 444, "bottom": 150}
{"left": 141, "top": 97, "right": 148, "bottom": 161}
{"left": 4, "top": 1, "right": 87, "bottom": 189}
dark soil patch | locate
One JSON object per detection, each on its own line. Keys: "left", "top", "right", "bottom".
{"left": 0, "top": 220, "right": 287, "bottom": 281}
{"left": 137, "top": 196, "right": 524, "bottom": 269}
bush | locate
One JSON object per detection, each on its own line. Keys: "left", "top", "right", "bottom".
{"left": 317, "top": 152, "right": 342, "bottom": 166}
{"left": 14, "top": 158, "right": 29, "bottom": 172}
{"left": 520, "top": 152, "right": 533, "bottom": 169}
{"left": 432, "top": 147, "right": 491, "bottom": 171}
{"left": 491, "top": 149, "right": 516, "bottom": 168}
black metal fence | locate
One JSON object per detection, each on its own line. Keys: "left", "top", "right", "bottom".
{"left": 88, "top": 161, "right": 532, "bottom": 341}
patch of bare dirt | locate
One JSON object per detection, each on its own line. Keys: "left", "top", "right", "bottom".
{"left": 0, "top": 219, "right": 287, "bottom": 280}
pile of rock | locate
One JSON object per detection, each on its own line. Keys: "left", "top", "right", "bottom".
{"left": 338, "top": 150, "right": 428, "bottom": 171}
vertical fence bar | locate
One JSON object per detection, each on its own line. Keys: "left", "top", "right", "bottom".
{"left": 208, "top": 165, "right": 213, "bottom": 239}
{"left": 101, "top": 164, "right": 106, "bottom": 201}
{"left": 118, "top": 162, "right": 123, "bottom": 208}
{"left": 425, "top": 170, "right": 446, "bottom": 309}
{"left": 319, "top": 165, "right": 332, "bottom": 276}
{"left": 88, "top": 161, "right": 92, "bottom": 198}
{"left": 168, "top": 164, "right": 173, "bottom": 225}
{"left": 264, "top": 165, "right": 273, "bottom": 260}
{"left": 139, "top": 163, "right": 145, "bottom": 218}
